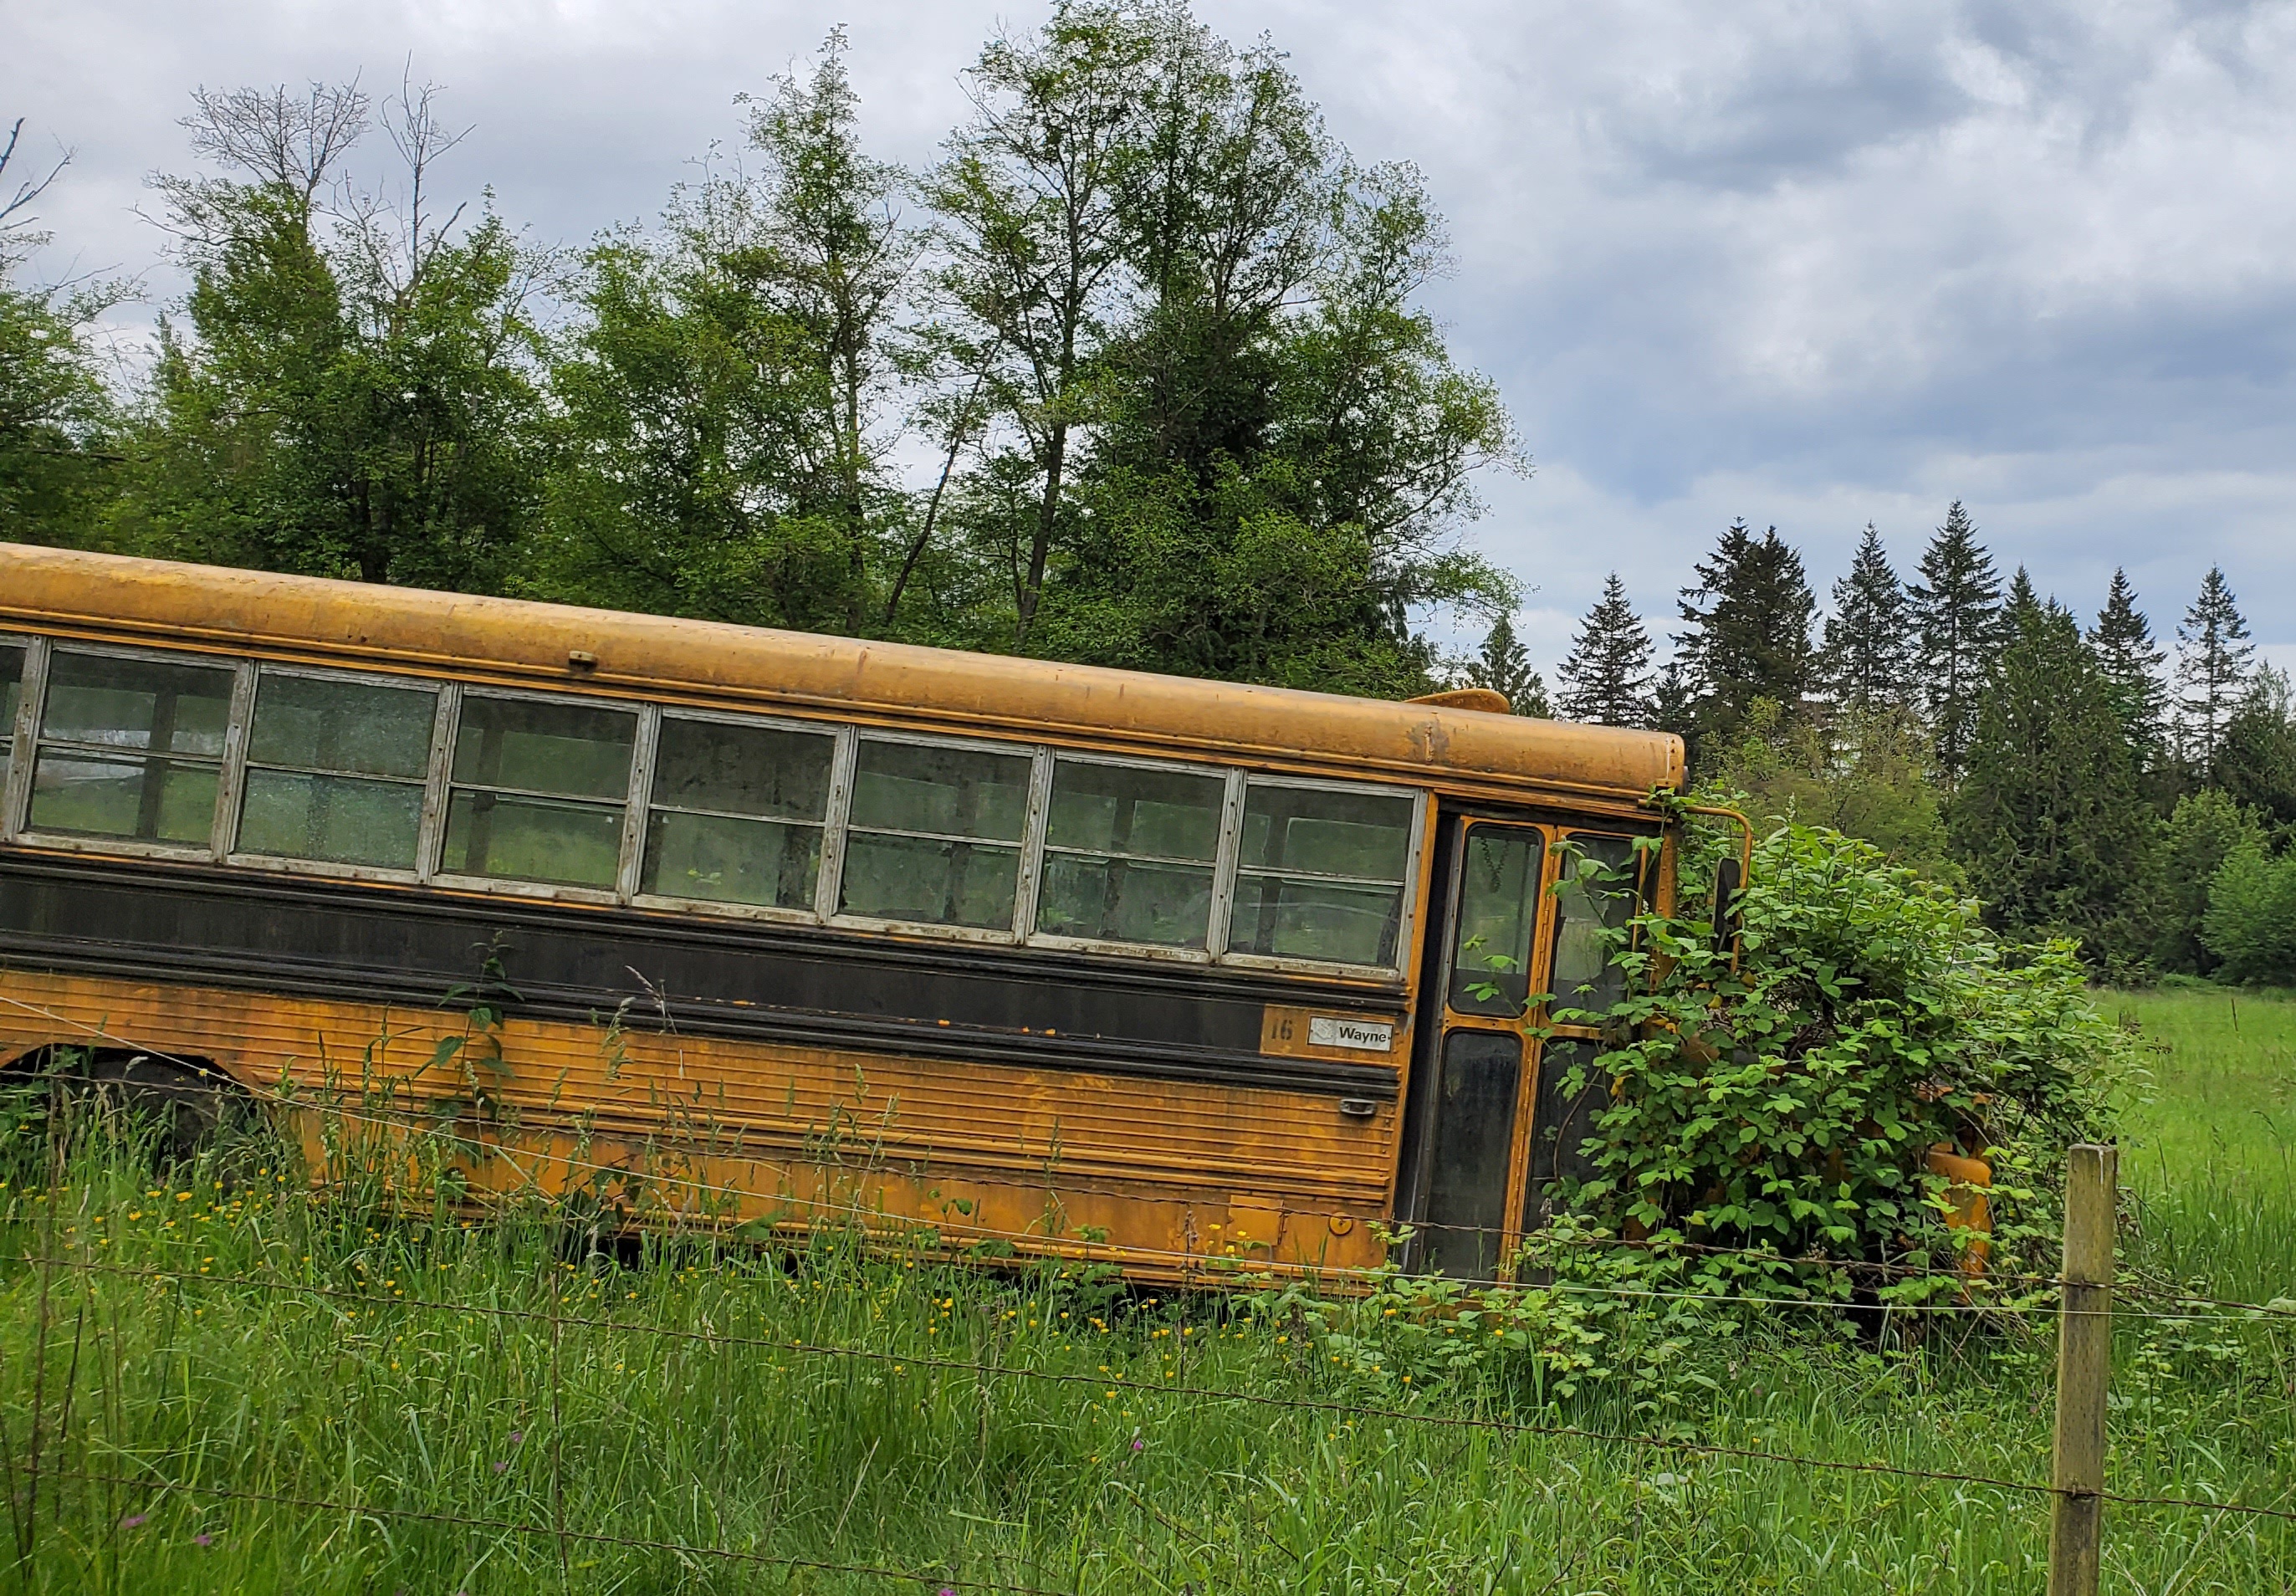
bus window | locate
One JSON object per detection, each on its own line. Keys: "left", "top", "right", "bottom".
{"left": 236, "top": 673, "right": 437, "bottom": 870}
{"left": 642, "top": 717, "right": 835, "bottom": 910}
{"left": 439, "top": 694, "right": 636, "bottom": 889}
{"left": 29, "top": 650, "right": 235, "bottom": 845}
{"left": 1036, "top": 758, "right": 1225, "bottom": 948}
{"left": 840, "top": 738, "right": 1031, "bottom": 930}
{"left": 1447, "top": 826, "right": 1543, "bottom": 1016}
{"left": 1230, "top": 782, "right": 1414, "bottom": 967}
{"left": 1549, "top": 834, "right": 1639, "bottom": 1013}
{"left": 0, "top": 642, "right": 23, "bottom": 758}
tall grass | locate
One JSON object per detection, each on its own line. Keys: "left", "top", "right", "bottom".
{"left": 0, "top": 1019, "right": 2291, "bottom": 1594}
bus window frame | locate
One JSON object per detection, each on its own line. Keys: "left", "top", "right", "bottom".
{"left": 1217, "top": 773, "right": 1426, "bottom": 983}
{"left": 623, "top": 703, "right": 855, "bottom": 927}
{"left": 425, "top": 681, "right": 650, "bottom": 908}
{"left": 221, "top": 660, "right": 452, "bottom": 886}
{"left": 821, "top": 724, "right": 1052, "bottom": 948}
{"left": 0, "top": 627, "right": 1439, "bottom": 984}
{"left": 0, "top": 632, "right": 45, "bottom": 845}
{"left": 8, "top": 638, "right": 253, "bottom": 867}
{"left": 1021, "top": 749, "right": 1240, "bottom": 966}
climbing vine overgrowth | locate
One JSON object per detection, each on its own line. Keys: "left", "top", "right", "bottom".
{"left": 1549, "top": 813, "right": 2138, "bottom": 1294}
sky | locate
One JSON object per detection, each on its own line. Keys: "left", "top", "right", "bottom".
{"left": 10, "top": 0, "right": 2295, "bottom": 679}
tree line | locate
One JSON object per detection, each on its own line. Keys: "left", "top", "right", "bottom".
{"left": 0, "top": 2, "right": 1516, "bottom": 699}
{"left": 1538, "top": 505, "right": 2296, "bottom": 984}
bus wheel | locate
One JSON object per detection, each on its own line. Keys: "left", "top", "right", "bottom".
{"left": 3, "top": 1047, "right": 251, "bottom": 1168}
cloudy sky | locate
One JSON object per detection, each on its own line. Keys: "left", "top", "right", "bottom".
{"left": 12, "top": 0, "right": 2295, "bottom": 675}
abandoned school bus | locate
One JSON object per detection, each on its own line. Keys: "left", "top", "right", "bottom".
{"left": 0, "top": 544, "right": 1686, "bottom": 1282}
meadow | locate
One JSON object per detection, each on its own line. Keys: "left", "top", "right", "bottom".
{"left": 0, "top": 987, "right": 2290, "bottom": 1594}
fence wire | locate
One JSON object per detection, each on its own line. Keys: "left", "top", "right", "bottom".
{"left": 8, "top": 1243, "right": 2295, "bottom": 1529}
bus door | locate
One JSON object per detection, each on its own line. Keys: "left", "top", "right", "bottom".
{"left": 1401, "top": 818, "right": 1644, "bottom": 1280}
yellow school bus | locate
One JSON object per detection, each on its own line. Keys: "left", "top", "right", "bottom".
{"left": 0, "top": 544, "right": 1684, "bottom": 1281}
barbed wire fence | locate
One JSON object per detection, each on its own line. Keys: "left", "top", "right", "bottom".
{"left": 2, "top": 1041, "right": 2294, "bottom": 1589}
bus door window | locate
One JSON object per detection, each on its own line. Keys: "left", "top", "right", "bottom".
{"left": 28, "top": 649, "right": 237, "bottom": 847}
{"left": 1521, "top": 832, "right": 1642, "bottom": 1235}
{"left": 839, "top": 738, "right": 1032, "bottom": 931}
{"left": 1417, "top": 821, "right": 1545, "bottom": 1280}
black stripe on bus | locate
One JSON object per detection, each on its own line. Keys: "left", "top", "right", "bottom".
{"left": 0, "top": 853, "right": 1404, "bottom": 1099}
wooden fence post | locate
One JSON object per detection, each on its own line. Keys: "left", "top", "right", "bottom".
{"left": 2048, "top": 1142, "right": 2117, "bottom": 1596}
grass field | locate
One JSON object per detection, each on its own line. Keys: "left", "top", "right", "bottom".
{"left": 1, "top": 989, "right": 2292, "bottom": 1593}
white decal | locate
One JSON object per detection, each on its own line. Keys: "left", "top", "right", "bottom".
{"left": 1309, "top": 1015, "right": 1394, "bottom": 1053}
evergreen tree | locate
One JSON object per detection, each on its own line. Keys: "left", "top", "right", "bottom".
{"left": 1949, "top": 596, "right": 2155, "bottom": 969}
{"left": 1672, "top": 520, "right": 1816, "bottom": 757}
{"left": 1649, "top": 658, "right": 1695, "bottom": 744}
{"left": 2214, "top": 667, "right": 2296, "bottom": 830}
{"left": 1908, "top": 500, "right": 2002, "bottom": 788}
{"left": 1461, "top": 611, "right": 1550, "bottom": 716}
{"left": 2175, "top": 565, "right": 2255, "bottom": 774}
{"left": 1818, "top": 523, "right": 1915, "bottom": 714}
{"left": 2087, "top": 567, "right": 2166, "bottom": 765}
{"left": 1557, "top": 571, "right": 1653, "bottom": 726}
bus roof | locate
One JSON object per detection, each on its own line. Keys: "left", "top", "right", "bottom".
{"left": 0, "top": 543, "right": 1684, "bottom": 811}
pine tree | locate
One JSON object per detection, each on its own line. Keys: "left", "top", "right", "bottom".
{"left": 1556, "top": 572, "right": 1652, "bottom": 725}
{"left": 2175, "top": 565, "right": 2255, "bottom": 774}
{"left": 2087, "top": 567, "right": 2166, "bottom": 765}
{"left": 1672, "top": 520, "right": 1816, "bottom": 758}
{"left": 1819, "top": 523, "right": 1915, "bottom": 714}
{"left": 1949, "top": 596, "right": 2155, "bottom": 969}
{"left": 1461, "top": 611, "right": 1552, "bottom": 717}
{"left": 1908, "top": 500, "right": 2002, "bottom": 789}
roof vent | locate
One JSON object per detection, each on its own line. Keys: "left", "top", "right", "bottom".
{"left": 1406, "top": 687, "right": 1509, "bottom": 714}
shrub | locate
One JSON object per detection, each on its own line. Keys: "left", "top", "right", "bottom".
{"left": 2201, "top": 837, "right": 2296, "bottom": 986}
{"left": 1551, "top": 815, "right": 2133, "bottom": 1283}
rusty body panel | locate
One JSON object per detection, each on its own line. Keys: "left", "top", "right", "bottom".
{"left": 0, "top": 544, "right": 1685, "bottom": 1283}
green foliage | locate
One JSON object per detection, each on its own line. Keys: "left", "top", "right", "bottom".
{"left": 2174, "top": 565, "right": 2255, "bottom": 774}
{"left": 1709, "top": 699, "right": 1955, "bottom": 879}
{"left": 2150, "top": 787, "right": 2267, "bottom": 977}
{"left": 1556, "top": 570, "right": 1653, "bottom": 725}
{"left": 0, "top": 125, "right": 124, "bottom": 545}
{"left": 2089, "top": 565, "right": 2166, "bottom": 766}
{"left": 1909, "top": 500, "right": 2002, "bottom": 788}
{"left": 534, "top": 34, "right": 913, "bottom": 633}
{"left": 2213, "top": 666, "right": 2296, "bottom": 833}
{"left": 2201, "top": 832, "right": 2296, "bottom": 986}
{"left": 1672, "top": 519, "right": 1816, "bottom": 763}
{"left": 125, "top": 84, "right": 546, "bottom": 590}
{"left": 1949, "top": 595, "right": 2157, "bottom": 971}
{"left": 1819, "top": 522, "right": 1915, "bottom": 715}
{"left": 1552, "top": 819, "right": 2129, "bottom": 1279}
{"left": 1460, "top": 610, "right": 1550, "bottom": 716}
